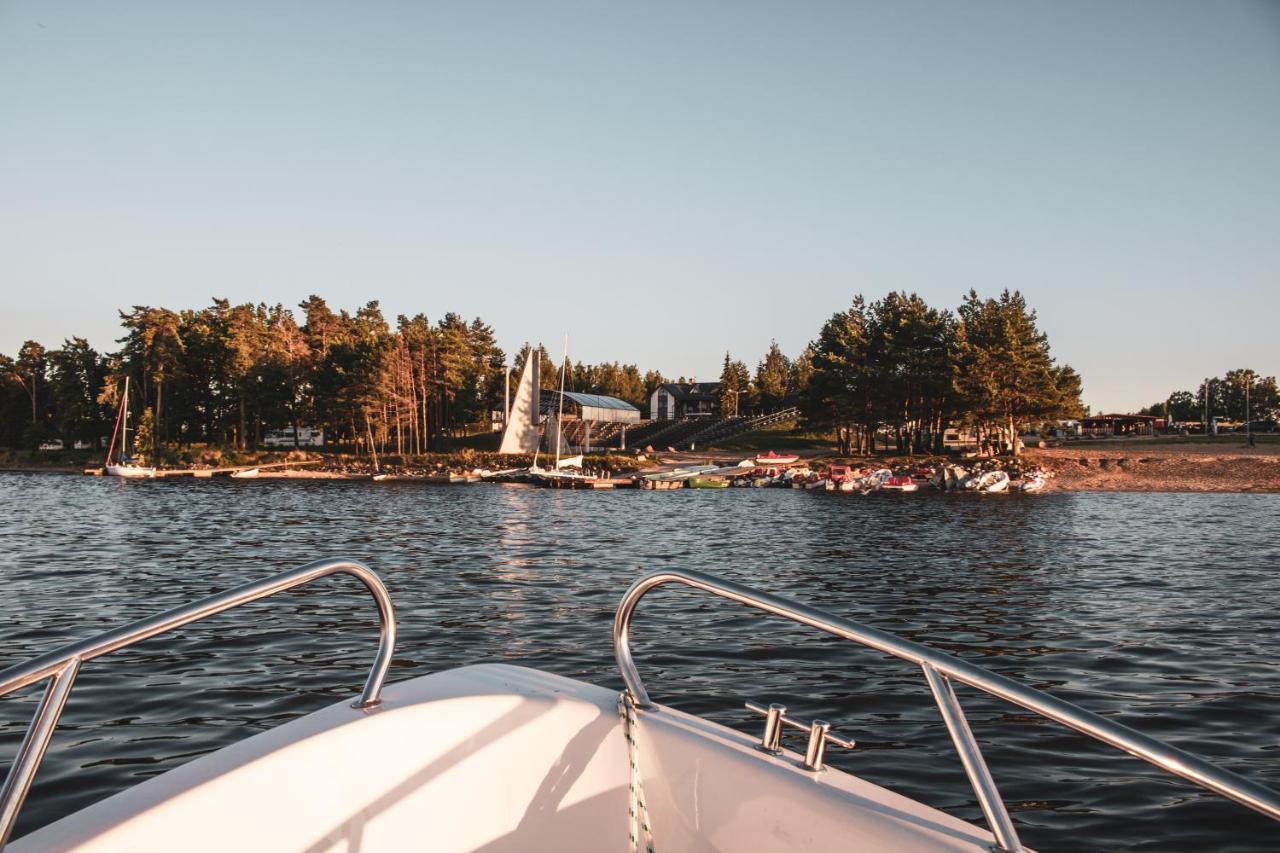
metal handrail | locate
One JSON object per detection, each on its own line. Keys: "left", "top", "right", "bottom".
{"left": 614, "top": 569, "right": 1280, "bottom": 853}
{"left": 0, "top": 558, "right": 396, "bottom": 849}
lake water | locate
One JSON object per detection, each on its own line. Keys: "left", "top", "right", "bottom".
{"left": 1, "top": 474, "right": 1278, "bottom": 850}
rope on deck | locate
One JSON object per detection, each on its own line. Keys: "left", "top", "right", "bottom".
{"left": 619, "top": 691, "right": 656, "bottom": 853}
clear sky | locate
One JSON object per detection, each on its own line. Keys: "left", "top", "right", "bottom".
{"left": 2, "top": 1, "right": 1277, "bottom": 413}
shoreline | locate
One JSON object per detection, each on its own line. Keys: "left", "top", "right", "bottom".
{"left": 3, "top": 462, "right": 1278, "bottom": 492}
{"left": 4, "top": 441, "right": 1278, "bottom": 493}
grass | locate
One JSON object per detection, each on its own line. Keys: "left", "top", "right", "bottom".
{"left": 0, "top": 448, "right": 100, "bottom": 469}
{"left": 712, "top": 421, "right": 836, "bottom": 452}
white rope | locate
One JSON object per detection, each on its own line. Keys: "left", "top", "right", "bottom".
{"left": 619, "top": 691, "right": 656, "bottom": 853}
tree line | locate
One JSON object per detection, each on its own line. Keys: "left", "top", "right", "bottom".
{"left": 712, "top": 290, "right": 1084, "bottom": 456}
{"left": 729, "top": 289, "right": 1086, "bottom": 456}
{"left": 3, "top": 288, "right": 1089, "bottom": 457}
{"left": 0, "top": 297, "right": 661, "bottom": 454}
{"left": 1140, "top": 371, "right": 1279, "bottom": 425}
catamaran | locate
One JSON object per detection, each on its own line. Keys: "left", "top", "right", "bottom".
{"left": 103, "top": 376, "right": 156, "bottom": 479}
{"left": 0, "top": 558, "right": 1277, "bottom": 851}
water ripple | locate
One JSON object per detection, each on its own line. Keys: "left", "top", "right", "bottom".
{"left": 0, "top": 476, "right": 1277, "bottom": 850}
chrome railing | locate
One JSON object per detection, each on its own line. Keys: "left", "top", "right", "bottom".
{"left": 0, "top": 558, "right": 396, "bottom": 849}
{"left": 614, "top": 569, "right": 1280, "bottom": 853}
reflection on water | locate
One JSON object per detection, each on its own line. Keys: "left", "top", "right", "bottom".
{"left": 1, "top": 475, "right": 1278, "bottom": 850}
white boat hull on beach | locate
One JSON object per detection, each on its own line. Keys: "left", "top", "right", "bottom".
{"left": 975, "top": 471, "right": 1010, "bottom": 493}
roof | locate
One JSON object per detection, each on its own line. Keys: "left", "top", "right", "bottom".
{"left": 539, "top": 389, "right": 640, "bottom": 412}
{"left": 562, "top": 391, "right": 640, "bottom": 411}
{"left": 656, "top": 382, "right": 721, "bottom": 402}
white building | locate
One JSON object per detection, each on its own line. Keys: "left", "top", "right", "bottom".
{"left": 649, "top": 382, "right": 721, "bottom": 420}
{"left": 263, "top": 427, "right": 325, "bottom": 448}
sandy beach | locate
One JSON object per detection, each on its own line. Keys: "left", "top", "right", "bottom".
{"left": 1025, "top": 444, "right": 1280, "bottom": 493}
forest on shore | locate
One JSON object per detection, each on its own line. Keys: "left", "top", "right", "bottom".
{"left": 2, "top": 289, "right": 1094, "bottom": 457}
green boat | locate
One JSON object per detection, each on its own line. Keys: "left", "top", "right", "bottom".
{"left": 686, "top": 477, "right": 729, "bottom": 489}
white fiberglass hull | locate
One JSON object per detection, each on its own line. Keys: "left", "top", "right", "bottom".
{"left": 12, "top": 664, "right": 999, "bottom": 853}
{"left": 979, "top": 472, "right": 1010, "bottom": 493}
{"left": 104, "top": 465, "right": 156, "bottom": 479}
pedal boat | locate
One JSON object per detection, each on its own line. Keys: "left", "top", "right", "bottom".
{"left": 2, "top": 559, "right": 1278, "bottom": 852}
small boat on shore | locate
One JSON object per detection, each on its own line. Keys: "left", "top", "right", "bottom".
{"left": 880, "top": 475, "right": 919, "bottom": 492}
{"left": 230, "top": 468, "right": 260, "bottom": 479}
{"left": 754, "top": 450, "right": 800, "bottom": 466}
{"left": 1019, "top": 470, "right": 1051, "bottom": 493}
{"left": 641, "top": 465, "right": 718, "bottom": 485}
{"left": 686, "top": 477, "right": 729, "bottom": 489}
{"left": 974, "top": 470, "right": 1010, "bottom": 493}
{"left": 642, "top": 477, "right": 686, "bottom": 490}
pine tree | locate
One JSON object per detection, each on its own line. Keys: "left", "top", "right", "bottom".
{"left": 755, "top": 341, "right": 791, "bottom": 411}
{"left": 955, "top": 290, "right": 1080, "bottom": 456}
{"left": 718, "top": 353, "right": 738, "bottom": 416}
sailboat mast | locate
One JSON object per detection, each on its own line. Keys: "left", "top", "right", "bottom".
{"left": 121, "top": 375, "right": 130, "bottom": 464}
{"left": 555, "top": 336, "right": 568, "bottom": 468}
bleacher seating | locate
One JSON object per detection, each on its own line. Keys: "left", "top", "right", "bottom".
{"left": 580, "top": 408, "right": 800, "bottom": 452}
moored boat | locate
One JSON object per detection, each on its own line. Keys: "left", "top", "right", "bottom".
{"left": 102, "top": 376, "right": 157, "bottom": 479}
{"left": 104, "top": 463, "right": 157, "bottom": 479}
{"left": 880, "top": 475, "right": 919, "bottom": 492}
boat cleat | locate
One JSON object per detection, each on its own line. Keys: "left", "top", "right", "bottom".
{"left": 745, "top": 699, "right": 856, "bottom": 771}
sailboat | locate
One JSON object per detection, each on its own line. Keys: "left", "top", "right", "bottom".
{"left": 481, "top": 346, "right": 544, "bottom": 482}
{"left": 496, "top": 347, "right": 542, "bottom": 456}
{"left": 532, "top": 338, "right": 598, "bottom": 489}
{"left": 104, "top": 376, "right": 157, "bottom": 479}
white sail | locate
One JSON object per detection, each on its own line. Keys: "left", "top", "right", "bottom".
{"left": 498, "top": 354, "right": 541, "bottom": 454}
{"left": 543, "top": 414, "right": 561, "bottom": 455}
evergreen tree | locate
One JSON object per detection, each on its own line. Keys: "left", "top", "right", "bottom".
{"left": 804, "top": 297, "right": 873, "bottom": 454}
{"left": 955, "top": 289, "right": 1081, "bottom": 455}
{"left": 48, "top": 338, "right": 109, "bottom": 447}
{"left": 717, "top": 353, "right": 738, "bottom": 416}
{"left": 132, "top": 406, "right": 156, "bottom": 457}
{"left": 755, "top": 341, "right": 791, "bottom": 411}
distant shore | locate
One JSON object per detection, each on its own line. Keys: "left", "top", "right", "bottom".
{"left": 3, "top": 439, "right": 1278, "bottom": 493}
